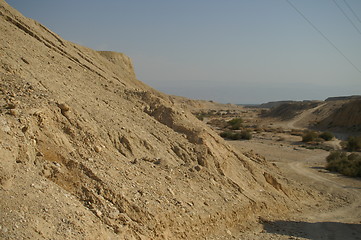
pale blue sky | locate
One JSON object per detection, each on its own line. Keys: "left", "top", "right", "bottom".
{"left": 7, "top": 0, "right": 361, "bottom": 103}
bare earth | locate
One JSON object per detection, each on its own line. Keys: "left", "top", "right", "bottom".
{"left": 223, "top": 123, "right": 361, "bottom": 239}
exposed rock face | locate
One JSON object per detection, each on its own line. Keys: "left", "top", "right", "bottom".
{"left": 0, "top": 1, "right": 302, "bottom": 239}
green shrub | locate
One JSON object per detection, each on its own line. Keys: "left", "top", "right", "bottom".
{"left": 346, "top": 136, "right": 361, "bottom": 152}
{"left": 302, "top": 131, "right": 318, "bottom": 142}
{"left": 240, "top": 130, "right": 252, "bottom": 140}
{"left": 220, "top": 131, "right": 233, "bottom": 139}
{"left": 326, "top": 151, "right": 361, "bottom": 177}
{"left": 227, "top": 118, "right": 243, "bottom": 130}
{"left": 319, "top": 132, "right": 334, "bottom": 141}
{"left": 326, "top": 151, "right": 346, "bottom": 163}
{"left": 219, "top": 130, "right": 252, "bottom": 140}
{"left": 220, "top": 131, "right": 241, "bottom": 140}
{"left": 230, "top": 132, "right": 242, "bottom": 140}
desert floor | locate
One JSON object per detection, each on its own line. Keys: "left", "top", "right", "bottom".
{"left": 196, "top": 104, "right": 361, "bottom": 239}
{"left": 201, "top": 106, "right": 361, "bottom": 240}
{"left": 227, "top": 129, "right": 361, "bottom": 240}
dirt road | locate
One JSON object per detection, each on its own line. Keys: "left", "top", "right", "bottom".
{"left": 229, "top": 138, "right": 361, "bottom": 239}
{"left": 286, "top": 103, "right": 327, "bottom": 130}
{"left": 274, "top": 154, "right": 361, "bottom": 240}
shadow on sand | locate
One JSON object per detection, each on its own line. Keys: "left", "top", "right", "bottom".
{"left": 262, "top": 220, "right": 361, "bottom": 240}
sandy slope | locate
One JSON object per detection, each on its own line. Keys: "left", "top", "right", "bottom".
{"left": 0, "top": 1, "right": 316, "bottom": 239}
{"left": 283, "top": 103, "right": 327, "bottom": 130}
{"left": 267, "top": 99, "right": 361, "bottom": 136}
{"left": 1, "top": 1, "right": 360, "bottom": 239}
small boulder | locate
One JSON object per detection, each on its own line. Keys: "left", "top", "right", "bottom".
{"left": 94, "top": 145, "right": 102, "bottom": 153}
{"left": 57, "top": 103, "right": 70, "bottom": 112}
{"left": 194, "top": 165, "right": 202, "bottom": 171}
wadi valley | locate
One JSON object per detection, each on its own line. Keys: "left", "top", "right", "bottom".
{"left": 0, "top": 1, "right": 360, "bottom": 239}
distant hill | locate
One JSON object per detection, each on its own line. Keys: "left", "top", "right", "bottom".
{"left": 318, "top": 99, "right": 361, "bottom": 131}
{"left": 261, "top": 101, "right": 321, "bottom": 120}
{"left": 258, "top": 101, "right": 296, "bottom": 109}
{"left": 261, "top": 96, "right": 361, "bottom": 132}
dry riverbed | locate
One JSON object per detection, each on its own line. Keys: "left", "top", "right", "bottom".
{"left": 228, "top": 133, "right": 361, "bottom": 240}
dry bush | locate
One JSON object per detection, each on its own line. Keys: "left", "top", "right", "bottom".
{"left": 326, "top": 151, "right": 361, "bottom": 177}
{"left": 319, "top": 132, "right": 334, "bottom": 141}
{"left": 346, "top": 136, "right": 361, "bottom": 152}
{"left": 302, "top": 131, "right": 318, "bottom": 142}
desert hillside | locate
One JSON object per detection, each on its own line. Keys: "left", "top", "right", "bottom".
{"left": 262, "top": 98, "right": 361, "bottom": 132}
{"left": 318, "top": 99, "right": 361, "bottom": 131}
{"left": 261, "top": 101, "right": 322, "bottom": 121}
{"left": 0, "top": 1, "right": 312, "bottom": 239}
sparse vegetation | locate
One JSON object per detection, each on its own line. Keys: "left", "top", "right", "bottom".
{"left": 302, "top": 131, "right": 318, "bottom": 142}
{"left": 346, "top": 136, "right": 361, "bottom": 152}
{"left": 219, "top": 130, "right": 252, "bottom": 140}
{"left": 326, "top": 151, "right": 361, "bottom": 177}
{"left": 220, "top": 131, "right": 238, "bottom": 140}
{"left": 193, "top": 109, "right": 241, "bottom": 121}
{"left": 319, "top": 132, "right": 334, "bottom": 141}
{"left": 240, "top": 130, "right": 252, "bottom": 140}
{"left": 302, "top": 144, "right": 333, "bottom": 151}
{"left": 302, "top": 131, "right": 334, "bottom": 143}
{"left": 227, "top": 118, "right": 243, "bottom": 130}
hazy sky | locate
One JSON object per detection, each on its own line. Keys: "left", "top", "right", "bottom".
{"left": 6, "top": 0, "right": 361, "bottom": 104}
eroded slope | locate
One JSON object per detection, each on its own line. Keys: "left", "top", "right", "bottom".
{"left": 0, "top": 1, "right": 309, "bottom": 239}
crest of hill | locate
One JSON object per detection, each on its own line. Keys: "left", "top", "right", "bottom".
{"left": 0, "top": 1, "right": 309, "bottom": 239}
{"left": 97, "top": 51, "right": 135, "bottom": 77}
{"left": 258, "top": 101, "right": 297, "bottom": 109}
{"left": 325, "top": 95, "right": 361, "bottom": 102}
